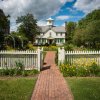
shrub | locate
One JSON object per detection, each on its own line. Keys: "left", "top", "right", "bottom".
{"left": 60, "top": 64, "right": 76, "bottom": 77}
{"left": 60, "top": 58, "right": 100, "bottom": 77}
{"left": 0, "top": 69, "right": 39, "bottom": 76}
{"left": 0, "top": 61, "right": 39, "bottom": 76}
{"left": 43, "top": 46, "right": 58, "bottom": 51}
{"left": 15, "top": 60, "right": 24, "bottom": 71}
{"left": 64, "top": 44, "right": 75, "bottom": 51}
{"left": 26, "top": 43, "right": 37, "bottom": 50}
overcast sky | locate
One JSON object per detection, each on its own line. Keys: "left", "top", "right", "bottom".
{"left": 0, "top": 0, "right": 100, "bottom": 31}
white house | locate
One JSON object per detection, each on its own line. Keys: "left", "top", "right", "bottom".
{"left": 35, "top": 18, "right": 66, "bottom": 45}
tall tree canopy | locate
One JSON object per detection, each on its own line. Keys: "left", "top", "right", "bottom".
{"left": 0, "top": 9, "right": 9, "bottom": 49}
{"left": 78, "top": 9, "right": 100, "bottom": 28}
{"left": 65, "top": 21, "right": 76, "bottom": 43}
{"left": 73, "top": 9, "right": 100, "bottom": 49}
{"left": 16, "top": 14, "right": 40, "bottom": 43}
{"left": 0, "top": 9, "right": 8, "bottom": 30}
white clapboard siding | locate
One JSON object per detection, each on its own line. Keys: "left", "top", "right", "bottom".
{"left": 0, "top": 48, "right": 43, "bottom": 71}
{"left": 58, "top": 47, "right": 100, "bottom": 66}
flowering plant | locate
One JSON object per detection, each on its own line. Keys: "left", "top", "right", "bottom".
{"left": 60, "top": 58, "right": 100, "bottom": 77}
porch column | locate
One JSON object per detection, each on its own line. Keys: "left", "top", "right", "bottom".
{"left": 46, "top": 39, "right": 47, "bottom": 43}
{"left": 41, "top": 38, "right": 42, "bottom": 44}
{"left": 63, "top": 38, "right": 65, "bottom": 43}
{"left": 36, "top": 39, "right": 38, "bottom": 43}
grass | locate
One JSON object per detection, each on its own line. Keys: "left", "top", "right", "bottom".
{"left": 66, "top": 77, "right": 100, "bottom": 100}
{"left": 0, "top": 77, "right": 37, "bottom": 100}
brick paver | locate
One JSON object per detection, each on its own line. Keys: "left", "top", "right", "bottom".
{"left": 31, "top": 51, "right": 74, "bottom": 100}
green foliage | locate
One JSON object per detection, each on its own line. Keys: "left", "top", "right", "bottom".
{"left": 0, "top": 9, "right": 9, "bottom": 49}
{"left": 16, "top": 13, "right": 40, "bottom": 43}
{"left": 79, "top": 9, "right": 100, "bottom": 28}
{"left": 5, "top": 45, "right": 14, "bottom": 50}
{"left": 0, "top": 68, "right": 16, "bottom": 76}
{"left": 60, "top": 58, "right": 100, "bottom": 77}
{"left": 65, "top": 22, "right": 76, "bottom": 43}
{"left": 43, "top": 46, "right": 58, "bottom": 51}
{"left": 15, "top": 60, "right": 24, "bottom": 71}
{"left": 0, "top": 68, "right": 39, "bottom": 76}
{"left": 0, "top": 60, "right": 39, "bottom": 76}
{"left": 22, "top": 70, "right": 39, "bottom": 76}
{"left": 73, "top": 20, "right": 100, "bottom": 48}
{"left": 26, "top": 42, "right": 37, "bottom": 50}
{"left": 64, "top": 43, "right": 75, "bottom": 50}
{"left": 73, "top": 9, "right": 100, "bottom": 49}
{"left": 60, "top": 64, "right": 76, "bottom": 77}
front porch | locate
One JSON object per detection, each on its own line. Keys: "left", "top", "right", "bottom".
{"left": 35, "top": 38, "right": 65, "bottom": 45}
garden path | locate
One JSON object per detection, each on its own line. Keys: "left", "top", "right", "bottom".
{"left": 31, "top": 51, "right": 73, "bottom": 100}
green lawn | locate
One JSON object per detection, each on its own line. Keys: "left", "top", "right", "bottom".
{"left": 0, "top": 77, "right": 37, "bottom": 100}
{"left": 66, "top": 77, "right": 100, "bottom": 100}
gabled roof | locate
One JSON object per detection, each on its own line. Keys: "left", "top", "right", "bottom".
{"left": 40, "top": 26, "right": 50, "bottom": 33}
{"left": 52, "top": 26, "right": 66, "bottom": 32}
{"left": 39, "top": 26, "right": 66, "bottom": 33}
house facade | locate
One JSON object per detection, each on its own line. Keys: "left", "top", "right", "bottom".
{"left": 35, "top": 18, "right": 66, "bottom": 45}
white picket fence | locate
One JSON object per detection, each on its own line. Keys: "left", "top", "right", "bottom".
{"left": 58, "top": 47, "right": 100, "bottom": 66}
{"left": 0, "top": 48, "right": 43, "bottom": 71}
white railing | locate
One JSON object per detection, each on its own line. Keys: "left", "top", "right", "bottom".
{"left": 58, "top": 47, "right": 100, "bottom": 66}
{"left": 0, "top": 47, "right": 43, "bottom": 71}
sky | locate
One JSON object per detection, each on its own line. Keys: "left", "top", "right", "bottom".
{"left": 0, "top": 0, "right": 100, "bottom": 31}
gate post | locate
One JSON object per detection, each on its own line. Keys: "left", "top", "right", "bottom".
{"left": 37, "top": 47, "right": 41, "bottom": 71}
{"left": 58, "top": 47, "right": 65, "bottom": 65}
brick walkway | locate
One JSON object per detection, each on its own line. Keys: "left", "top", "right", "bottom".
{"left": 31, "top": 51, "right": 73, "bottom": 100}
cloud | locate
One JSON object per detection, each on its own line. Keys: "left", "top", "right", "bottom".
{"left": 0, "top": 0, "right": 74, "bottom": 19}
{"left": 60, "top": 0, "right": 74, "bottom": 4}
{"left": 37, "top": 20, "right": 47, "bottom": 26}
{"left": 56, "top": 15, "right": 71, "bottom": 20}
{"left": 62, "top": 23, "right": 65, "bottom": 27}
{"left": 0, "top": 0, "right": 72, "bottom": 31}
{"left": 74, "top": 0, "right": 100, "bottom": 13}
{"left": 0, "top": 0, "right": 65, "bottom": 19}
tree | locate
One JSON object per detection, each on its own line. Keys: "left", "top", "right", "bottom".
{"left": 65, "top": 22, "right": 76, "bottom": 43}
{"left": 73, "top": 20, "right": 100, "bottom": 48}
{"left": 84, "top": 20, "right": 100, "bottom": 48}
{"left": 73, "top": 28, "right": 86, "bottom": 46}
{"left": 0, "top": 9, "right": 9, "bottom": 49}
{"left": 73, "top": 9, "right": 100, "bottom": 49}
{"left": 16, "top": 14, "right": 40, "bottom": 43}
{"left": 78, "top": 9, "right": 100, "bottom": 28}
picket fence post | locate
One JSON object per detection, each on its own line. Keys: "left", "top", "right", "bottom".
{"left": 37, "top": 47, "right": 41, "bottom": 71}
{"left": 58, "top": 47, "right": 65, "bottom": 65}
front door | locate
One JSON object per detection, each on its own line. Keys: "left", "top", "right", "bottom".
{"left": 49, "top": 39, "right": 53, "bottom": 45}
